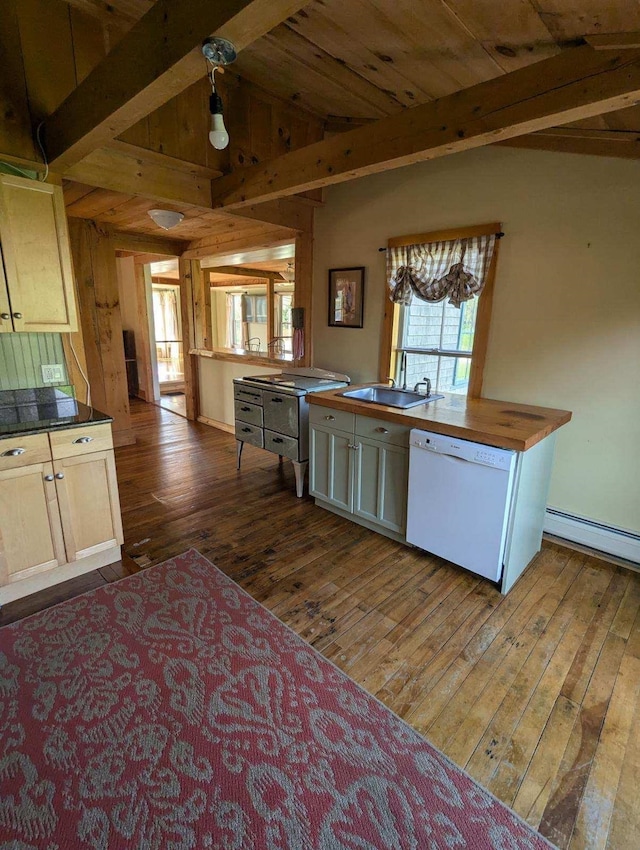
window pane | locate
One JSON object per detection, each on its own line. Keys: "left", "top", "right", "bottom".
{"left": 404, "top": 353, "right": 470, "bottom": 396}
{"left": 402, "top": 297, "right": 477, "bottom": 353}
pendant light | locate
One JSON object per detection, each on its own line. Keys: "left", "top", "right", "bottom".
{"left": 202, "top": 37, "right": 237, "bottom": 151}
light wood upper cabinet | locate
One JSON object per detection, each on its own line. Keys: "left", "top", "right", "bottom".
{"left": 0, "top": 174, "right": 78, "bottom": 333}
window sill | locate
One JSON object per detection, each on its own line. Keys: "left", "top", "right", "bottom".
{"left": 189, "top": 347, "right": 295, "bottom": 368}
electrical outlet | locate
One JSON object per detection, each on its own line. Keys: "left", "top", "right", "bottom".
{"left": 41, "top": 364, "right": 65, "bottom": 383}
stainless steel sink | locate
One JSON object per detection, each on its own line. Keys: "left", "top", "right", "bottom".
{"left": 339, "top": 386, "right": 443, "bottom": 409}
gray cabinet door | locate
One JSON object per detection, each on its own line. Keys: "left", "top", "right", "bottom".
{"left": 353, "top": 436, "right": 408, "bottom": 534}
{"left": 309, "top": 425, "right": 353, "bottom": 512}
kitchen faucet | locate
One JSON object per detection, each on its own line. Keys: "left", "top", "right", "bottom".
{"left": 413, "top": 377, "right": 432, "bottom": 397}
{"left": 399, "top": 350, "right": 408, "bottom": 391}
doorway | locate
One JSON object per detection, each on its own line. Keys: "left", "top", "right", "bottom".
{"left": 151, "top": 280, "right": 186, "bottom": 417}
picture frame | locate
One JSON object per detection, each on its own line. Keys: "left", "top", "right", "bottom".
{"left": 328, "top": 267, "right": 365, "bottom": 328}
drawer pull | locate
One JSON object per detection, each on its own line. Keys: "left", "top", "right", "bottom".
{"left": 375, "top": 427, "right": 389, "bottom": 434}
{"left": 73, "top": 436, "right": 93, "bottom": 444}
{"left": 44, "top": 474, "right": 54, "bottom": 482}
{"left": 324, "top": 415, "right": 335, "bottom": 421}
{"left": 272, "top": 437, "right": 284, "bottom": 444}
{"left": 1, "top": 447, "right": 25, "bottom": 457}
{"left": 12, "top": 312, "right": 22, "bottom": 319}
{"left": 271, "top": 397, "right": 283, "bottom": 403}
{"left": 241, "top": 427, "right": 252, "bottom": 433}
{"left": 0, "top": 312, "right": 9, "bottom": 320}
{"left": 55, "top": 472, "right": 65, "bottom": 480}
{"left": 240, "top": 406, "right": 251, "bottom": 412}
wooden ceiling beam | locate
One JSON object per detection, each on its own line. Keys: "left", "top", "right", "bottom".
{"left": 497, "top": 127, "right": 640, "bottom": 159}
{"left": 42, "top": 0, "right": 309, "bottom": 171}
{"left": 64, "top": 147, "right": 312, "bottom": 232}
{"left": 208, "top": 265, "right": 286, "bottom": 280}
{"left": 208, "top": 44, "right": 640, "bottom": 209}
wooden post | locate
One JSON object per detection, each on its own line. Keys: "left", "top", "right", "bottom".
{"left": 266, "top": 276, "right": 275, "bottom": 351}
{"left": 294, "top": 230, "right": 313, "bottom": 366}
{"left": 178, "top": 258, "right": 199, "bottom": 421}
{"left": 192, "top": 261, "right": 212, "bottom": 351}
{"left": 133, "top": 262, "right": 155, "bottom": 403}
{"left": 68, "top": 218, "right": 135, "bottom": 446}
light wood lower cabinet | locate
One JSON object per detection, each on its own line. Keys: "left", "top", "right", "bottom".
{"left": 0, "top": 461, "right": 66, "bottom": 584}
{"left": 0, "top": 426, "right": 123, "bottom": 601}
{"left": 54, "top": 450, "right": 123, "bottom": 562}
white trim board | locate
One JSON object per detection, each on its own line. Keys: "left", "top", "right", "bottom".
{"left": 545, "top": 508, "right": 640, "bottom": 565}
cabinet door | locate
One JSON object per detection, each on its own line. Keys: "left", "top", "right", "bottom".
{"left": 0, "top": 174, "right": 78, "bottom": 332}
{"left": 0, "top": 247, "right": 12, "bottom": 333}
{"left": 0, "top": 461, "right": 66, "bottom": 585}
{"left": 353, "top": 437, "right": 408, "bottom": 534}
{"left": 309, "top": 425, "right": 353, "bottom": 512}
{"left": 54, "top": 450, "right": 124, "bottom": 562}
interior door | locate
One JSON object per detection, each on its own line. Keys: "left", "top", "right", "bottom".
{"left": 0, "top": 461, "right": 66, "bottom": 585}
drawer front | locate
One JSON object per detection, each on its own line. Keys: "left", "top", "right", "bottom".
{"left": 309, "top": 404, "right": 355, "bottom": 434}
{"left": 234, "top": 400, "right": 263, "bottom": 427}
{"left": 0, "top": 433, "right": 51, "bottom": 470}
{"left": 263, "top": 393, "right": 299, "bottom": 438}
{"left": 264, "top": 429, "right": 299, "bottom": 461}
{"left": 235, "top": 421, "right": 264, "bottom": 449}
{"left": 234, "top": 385, "right": 263, "bottom": 406}
{"left": 49, "top": 423, "right": 114, "bottom": 459}
{"left": 355, "top": 414, "right": 410, "bottom": 447}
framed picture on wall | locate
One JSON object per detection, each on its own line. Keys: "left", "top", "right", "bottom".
{"left": 328, "top": 267, "right": 365, "bottom": 328}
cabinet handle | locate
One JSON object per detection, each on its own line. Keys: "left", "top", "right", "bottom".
{"left": 73, "top": 436, "right": 93, "bottom": 444}
{"left": 240, "top": 406, "right": 251, "bottom": 412}
{"left": 1, "top": 447, "right": 25, "bottom": 457}
{"left": 241, "top": 427, "right": 251, "bottom": 433}
{"left": 272, "top": 437, "right": 284, "bottom": 444}
{"left": 44, "top": 474, "right": 54, "bottom": 482}
{"left": 271, "top": 397, "right": 283, "bottom": 403}
{"left": 55, "top": 472, "right": 65, "bottom": 480}
{"left": 348, "top": 443, "right": 360, "bottom": 450}
{"left": 0, "top": 313, "right": 9, "bottom": 320}
{"left": 375, "top": 427, "right": 389, "bottom": 434}
{"left": 12, "top": 312, "right": 22, "bottom": 319}
{"left": 324, "top": 415, "right": 335, "bottom": 421}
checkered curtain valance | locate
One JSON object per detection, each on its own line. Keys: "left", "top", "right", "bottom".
{"left": 387, "top": 234, "right": 496, "bottom": 308}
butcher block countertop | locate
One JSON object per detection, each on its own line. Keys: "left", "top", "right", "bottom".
{"left": 308, "top": 387, "right": 572, "bottom": 452}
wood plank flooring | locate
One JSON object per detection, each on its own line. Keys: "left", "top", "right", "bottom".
{"left": 2, "top": 399, "right": 639, "bottom": 850}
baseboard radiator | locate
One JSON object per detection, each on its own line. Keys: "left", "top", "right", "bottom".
{"left": 545, "top": 508, "right": 640, "bottom": 566}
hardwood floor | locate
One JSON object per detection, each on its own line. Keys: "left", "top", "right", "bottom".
{"left": 2, "top": 398, "right": 639, "bottom": 850}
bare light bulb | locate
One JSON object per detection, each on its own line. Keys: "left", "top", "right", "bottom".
{"left": 208, "top": 91, "right": 229, "bottom": 150}
{"left": 209, "top": 113, "right": 229, "bottom": 150}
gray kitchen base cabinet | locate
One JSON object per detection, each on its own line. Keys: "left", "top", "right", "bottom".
{"left": 309, "top": 407, "right": 409, "bottom": 541}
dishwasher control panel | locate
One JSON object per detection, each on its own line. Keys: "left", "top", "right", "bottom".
{"left": 410, "top": 429, "right": 515, "bottom": 470}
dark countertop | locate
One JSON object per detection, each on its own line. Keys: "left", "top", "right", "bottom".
{"left": 0, "top": 400, "right": 112, "bottom": 439}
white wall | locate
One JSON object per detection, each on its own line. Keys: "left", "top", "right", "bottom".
{"left": 312, "top": 147, "right": 640, "bottom": 534}
{"left": 198, "top": 358, "right": 275, "bottom": 427}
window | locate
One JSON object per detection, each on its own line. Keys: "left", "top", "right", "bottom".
{"left": 381, "top": 223, "right": 500, "bottom": 398}
{"left": 222, "top": 285, "right": 295, "bottom": 354}
{"left": 398, "top": 295, "right": 478, "bottom": 395}
{"left": 152, "top": 284, "right": 184, "bottom": 384}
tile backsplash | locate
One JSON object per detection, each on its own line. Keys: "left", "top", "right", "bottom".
{"left": 0, "top": 333, "right": 69, "bottom": 391}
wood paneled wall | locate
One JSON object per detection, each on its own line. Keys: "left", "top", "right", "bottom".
{"left": 68, "top": 218, "right": 134, "bottom": 446}
{"left": 0, "top": 334, "right": 68, "bottom": 391}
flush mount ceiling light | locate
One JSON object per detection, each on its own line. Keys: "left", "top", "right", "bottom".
{"left": 202, "top": 36, "right": 237, "bottom": 151}
{"left": 147, "top": 209, "right": 185, "bottom": 230}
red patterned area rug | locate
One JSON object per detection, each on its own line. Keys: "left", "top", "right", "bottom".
{"left": 0, "top": 549, "right": 556, "bottom": 849}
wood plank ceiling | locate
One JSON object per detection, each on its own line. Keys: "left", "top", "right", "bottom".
{"left": 63, "top": 0, "right": 640, "bottom": 133}
{"left": 63, "top": 181, "right": 293, "bottom": 247}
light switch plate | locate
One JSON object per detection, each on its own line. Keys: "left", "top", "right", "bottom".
{"left": 41, "top": 364, "right": 65, "bottom": 383}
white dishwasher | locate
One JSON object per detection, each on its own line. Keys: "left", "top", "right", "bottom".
{"left": 406, "top": 429, "right": 517, "bottom": 581}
